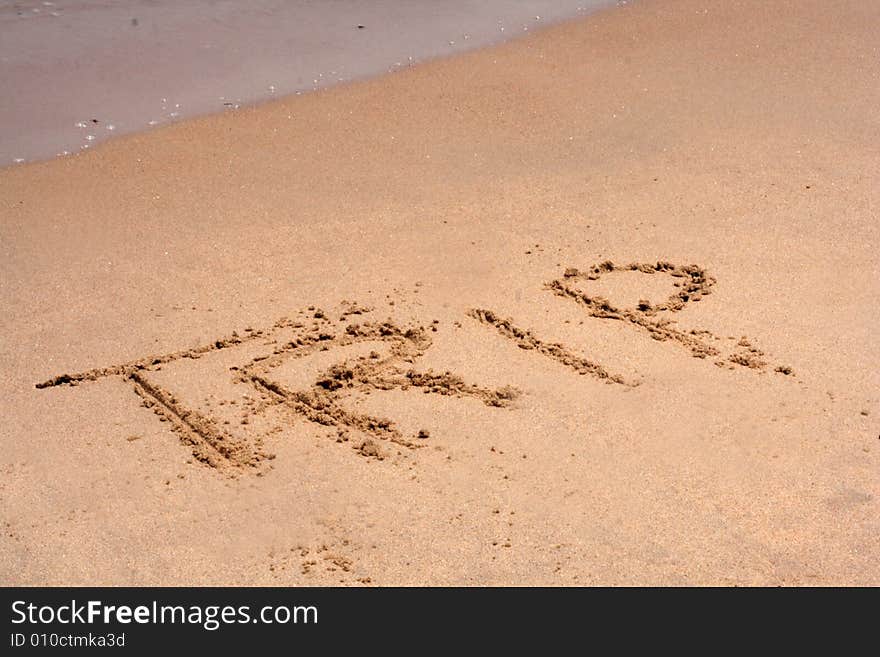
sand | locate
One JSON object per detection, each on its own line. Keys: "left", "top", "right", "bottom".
{"left": 1, "top": 0, "right": 878, "bottom": 586}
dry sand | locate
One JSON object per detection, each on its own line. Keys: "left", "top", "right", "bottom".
{"left": 1, "top": 0, "right": 878, "bottom": 585}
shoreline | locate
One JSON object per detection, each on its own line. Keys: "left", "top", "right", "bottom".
{"left": 0, "top": 0, "right": 617, "bottom": 167}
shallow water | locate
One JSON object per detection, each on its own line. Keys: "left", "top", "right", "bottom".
{"left": 0, "top": 0, "right": 617, "bottom": 166}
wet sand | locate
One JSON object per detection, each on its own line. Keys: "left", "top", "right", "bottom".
{"left": 1, "top": 0, "right": 878, "bottom": 585}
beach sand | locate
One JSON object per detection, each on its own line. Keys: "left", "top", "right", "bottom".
{"left": 1, "top": 0, "right": 877, "bottom": 585}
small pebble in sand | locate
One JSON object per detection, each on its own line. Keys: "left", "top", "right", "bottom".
{"left": 417, "top": 429, "right": 430, "bottom": 440}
